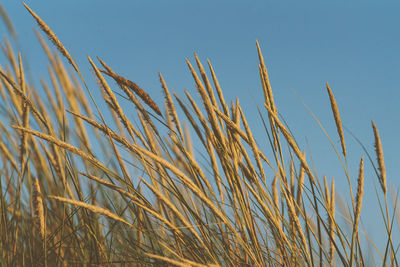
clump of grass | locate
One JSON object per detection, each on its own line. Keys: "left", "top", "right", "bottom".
{"left": 0, "top": 3, "right": 398, "bottom": 266}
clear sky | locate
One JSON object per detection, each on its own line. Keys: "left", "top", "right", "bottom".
{"left": 2, "top": 0, "right": 399, "bottom": 256}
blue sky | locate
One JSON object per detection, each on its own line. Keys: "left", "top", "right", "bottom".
{"left": 2, "top": 0, "right": 399, "bottom": 257}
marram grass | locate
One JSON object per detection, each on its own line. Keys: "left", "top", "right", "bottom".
{"left": 0, "top": 3, "right": 398, "bottom": 266}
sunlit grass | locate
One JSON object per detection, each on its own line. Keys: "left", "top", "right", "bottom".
{"left": 0, "top": 3, "right": 398, "bottom": 266}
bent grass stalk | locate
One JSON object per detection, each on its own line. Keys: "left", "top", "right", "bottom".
{"left": 23, "top": 3, "right": 79, "bottom": 72}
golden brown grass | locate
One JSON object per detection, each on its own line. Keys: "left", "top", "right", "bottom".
{"left": 0, "top": 3, "right": 398, "bottom": 266}
{"left": 372, "top": 120, "right": 387, "bottom": 196}
{"left": 326, "top": 82, "right": 347, "bottom": 158}
{"left": 32, "top": 178, "right": 45, "bottom": 240}
{"left": 100, "top": 68, "right": 162, "bottom": 116}
{"left": 23, "top": 3, "right": 78, "bottom": 72}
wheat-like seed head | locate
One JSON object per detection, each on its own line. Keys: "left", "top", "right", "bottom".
{"left": 159, "top": 72, "right": 184, "bottom": 140}
{"left": 296, "top": 151, "right": 306, "bottom": 210}
{"left": 32, "top": 178, "right": 45, "bottom": 240}
{"left": 100, "top": 69, "right": 162, "bottom": 116}
{"left": 207, "top": 59, "right": 229, "bottom": 116}
{"left": 371, "top": 121, "right": 387, "bottom": 195}
{"left": 11, "top": 125, "right": 105, "bottom": 170}
{"left": 23, "top": 3, "right": 78, "bottom": 72}
{"left": 354, "top": 157, "right": 364, "bottom": 228}
{"left": 256, "top": 41, "right": 276, "bottom": 115}
{"left": 49, "top": 195, "right": 132, "bottom": 226}
{"left": 326, "top": 83, "right": 346, "bottom": 158}
{"left": 194, "top": 53, "right": 218, "bottom": 108}
{"left": 0, "top": 68, "right": 47, "bottom": 128}
{"left": 272, "top": 175, "right": 279, "bottom": 213}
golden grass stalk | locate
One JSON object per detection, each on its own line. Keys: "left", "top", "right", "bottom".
{"left": 159, "top": 72, "right": 184, "bottom": 140}
{"left": 17, "top": 53, "right": 25, "bottom": 93}
{"left": 237, "top": 140, "right": 258, "bottom": 181}
{"left": 79, "top": 172, "right": 138, "bottom": 201}
{"left": 284, "top": 188, "right": 311, "bottom": 265}
{"left": 326, "top": 83, "right": 346, "bottom": 157}
{"left": 194, "top": 53, "right": 218, "bottom": 108}
{"left": 0, "top": 68, "right": 47, "bottom": 128}
{"left": 257, "top": 53, "right": 281, "bottom": 154}
{"left": 264, "top": 103, "right": 315, "bottom": 184}
{"left": 18, "top": 53, "right": 30, "bottom": 170}
{"left": 174, "top": 93, "right": 206, "bottom": 146}
{"left": 324, "top": 176, "right": 330, "bottom": 207}
{"left": 0, "top": 75, "right": 5, "bottom": 101}
{"left": 19, "top": 102, "right": 29, "bottom": 169}
{"left": 138, "top": 113, "right": 159, "bottom": 156}
{"left": 11, "top": 125, "right": 106, "bottom": 170}
{"left": 79, "top": 173, "right": 186, "bottom": 234}
{"left": 1, "top": 70, "right": 21, "bottom": 116}
{"left": 371, "top": 121, "right": 387, "bottom": 195}
{"left": 67, "top": 110, "right": 154, "bottom": 172}
{"left": 98, "top": 58, "right": 160, "bottom": 137}
{"left": 35, "top": 30, "right": 57, "bottom": 69}
{"left": 0, "top": 138, "right": 19, "bottom": 172}
{"left": 170, "top": 133, "right": 215, "bottom": 195}
{"left": 296, "top": 151, "right": 306, "bottom": 210}
{"left": 184, "top": 90, "right": 214, "bottom": 142}
{"left": 213, "top": 106, "right": 273, "bottom": 169}
{"left": 23, "top": 3, "right": 78, "bottom": 72}
{"left": 184, "top": 123, "right": 194, "bottom": 157}
{"left": 289, "top": 157, "right": 295, "bottom": 196}
{"left": 0, "top": 5, "right": 17, "bottom": 39}
{"left": 32, "top": 178, "right": 45, "bottom": 240}
{"left": 185, "top": 58, "right": 226, "bottom": 149}
{"left": 354, "top": 157, "right": 364, "bottom": 229}
{"left": 140, "top": 179, "right": 213, "bottom": 257}
{"left": 145, "top": 253, "right": 215, "bottom": 267}
{"left": 49, "top": 195, "right": 132, "bottom": 226}
{"left": 100, "top": 69, "right": 162, "bottom": 116}
{"left": 88, "top": 57, "right": 138, "bottom": 142}
{"left": 40, "top": 78, "right": 61, "bottom": 123}
{"left": 206, "top": 134, "right": 224, "bottom": 203}
{"left": 238, "top": 106, "right": 266, "bottom": 182}
{"left": 323, "top": 176, "right": 336, "bottom": 266}
{"left": 256, "top": 41, "right": 276, "bottom": 115}
{"left": 207, "top": 59, "right": 229, "bottom": 116}
{"left": 272, "top": 175, "right": 280, "bottom": 214}
{"left": 329, "top": 179, "right": 336, "bottom": 267}
{"left": 350, "top": 157, "right": 364, "bottom": 267}
{"left": 2, "top": 39, "right": 18, "bottom": 76}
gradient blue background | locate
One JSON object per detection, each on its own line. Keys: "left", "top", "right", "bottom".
{"left": 1, "top": 1, "right": 399, "bottom": 260}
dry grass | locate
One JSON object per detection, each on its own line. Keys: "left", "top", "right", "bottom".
{"left": 0, "top": 3, "right": 398, "bottom": 266}
{"left": 326, "top": 82, "right": 347, "bottom": 158}
{"left": 32, "top": 178, "right": 45, "bottom": 240}
{"left": 23, "top": 2, "right": 78, "bottom": 72}
{"left": 372, "top": 120, "right": 387, "bottom": 196}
